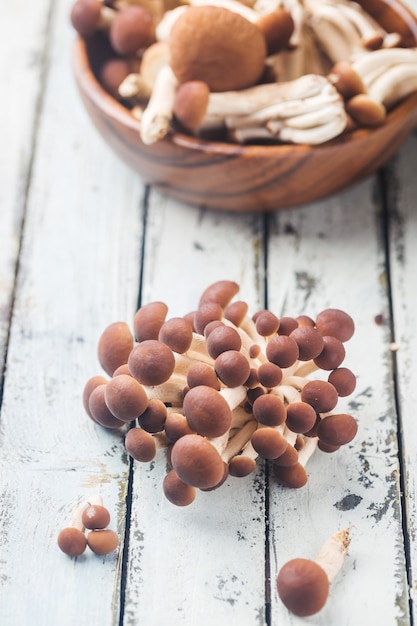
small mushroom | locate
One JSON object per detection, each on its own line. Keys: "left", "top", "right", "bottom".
{"left": 276, "top": 528, "right": 351, "bottom": 616}
{"left": 97, "top": 321, "right": 134, "bottom": 376}
{"left": 57, "top": 501, "right": 89, "bottom": 557}
{"left": 81, "top": 495, "right": 111, "bottom": 530}
{"left": 87, "top": 529, "right": 120, "bottom": 555}
{"left": 170, "top": 433, "right": 226, "bottom": 489}
{"left": 109, "top": 5, "right": 156, "bottom": 55}
{"left": 163, "top": 469, "right": 197, "bottom": 506}
{"left": 70, "top": 0, "right": 115, "bottom": 37}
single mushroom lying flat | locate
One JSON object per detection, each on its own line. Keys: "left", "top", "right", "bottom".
{"left": 277, "top": 527, "right": 352, "bottom": 616}
{"left": 57, "top": 501, "right": 89, "bottom": 557}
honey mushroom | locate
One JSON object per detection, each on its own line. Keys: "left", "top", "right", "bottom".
{"left": 276, "top": 528, "right": 351, "bottom": 616}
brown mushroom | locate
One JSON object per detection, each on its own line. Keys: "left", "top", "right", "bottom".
{"left": 57, "top": 501, "right": 89, "bottom": 557}
{"left": 301, "top": 380, "right": 339, "bottom": 413}
{"left": 81, "top": 496, "right": 111, "bottom": 530}
{"left": 128, "top": 339, "right": 176, "bottom": 386}
{"left": 70, "top": 0, "right": 115, "bottom": 37}
{"left": 104, "top": 373, "right": 149, "bottom": 422}
{"left": 277, "top": 528, "right": 351, "bottom": 616}
{"left": 252, "top": 393, "right": 286, "bottom": 427}
{"left": 170, "top": 433, "right": 226, "bottom": 489}
{"left": 173, "top": 81, "right": 210, "bottom": 133}
{"left": 97, "top": 321, "right": 134, "bottom": 376}
{"left": 315, "top": 308, "right": 355, "bottom": 342}
{"left": 266, "top": 335, "right": 299, "bottom": 368}
{"left": 168, "top": 6, "right": 267, "bottom": 92}
{"left": 133, "top": 301, "right": 168, "bottom": 342}
{"left": 163, "top": 469, "right": 197, "bottom": 506}
{"left": 328, "top": 367, "right": 356, "bottom": 396}
{"left": 87, "top": 529, "right": 119, "bottom": 555}
{"left": 109, "top": 5, "right": 155, "bottom": 55}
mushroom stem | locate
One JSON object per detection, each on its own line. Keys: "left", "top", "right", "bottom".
{"left": 314, "top": 527, "right": 352, "bottom": 583}
{"left": 139, "top": 65, "right": 179, "bottom": 144}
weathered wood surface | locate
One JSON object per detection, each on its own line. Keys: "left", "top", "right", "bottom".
{"left": 0, "top": 0, "right": 417, "bottom": 625}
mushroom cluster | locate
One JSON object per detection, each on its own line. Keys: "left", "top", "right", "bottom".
{"left": 71, "top": 0, "right": 417, "bottom": 145}
{"left": 83, "top": 280, "right": 358, "bottom": 507}
{"left": 57, "top": 495, "right": 119, "bottom": 556}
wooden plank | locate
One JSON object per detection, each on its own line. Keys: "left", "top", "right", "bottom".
{"left": 123, "top": 191, "right": 271, "bottom": 625}
{"left": 0, "top": 0, "right": 51, "bottom": 364}
{"left": 0, "top": 0, "right": 145, "bottom": 623}
{"left": 266, "top": 179, "right": 410, "bottom": 623}
{"left": 387, "top": 131, "right": 417, "bottom": 623}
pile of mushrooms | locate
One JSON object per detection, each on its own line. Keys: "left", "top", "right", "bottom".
{"left": 83, "top": 280, "right": 358, "bottom": 507}
{"left": 71, "top": 0, "right": 417, "bottom": 145}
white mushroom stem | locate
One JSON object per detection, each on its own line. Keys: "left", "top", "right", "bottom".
{"left": 213, "top": 419, "right": 258, "bottom": 461}
{"left": 351, "top": 47, "right": 417, "bottom": 85}
{"left": 334, "top": 1, "right": 400, "bottom": 49}
{"left": 67, "top": 501, "right": 89, "bottom": 532}
{"left": 349, "top": 48, "right": 417, "bottom": 110}
{"left": 315, "top": 527, "right": 352, "bottom": 583}
{"left": 204, "top": 74, "right": 333, "bottom": 119}
{"left": 144, "top": 374, "right": 188, "bottom": 405}
{"left": 204, "top": 75, "right": 348, "bottom": 145}
{"left": 139, "top": 65, "right": 179, "bottom": 145}
{"left": 155, "top": 5, "right": 188, "bottom": 41}
{"left": 297, "top": 435, "right": 318, "bottom": 466}
{"left": 306, "top": 2, "right": 364, "bottom": 63}
{"left": 86, "top": 494, "right": 104, "bottom": 507}
{"left": 119, "top": 73, "right": 152, "bottom": 100}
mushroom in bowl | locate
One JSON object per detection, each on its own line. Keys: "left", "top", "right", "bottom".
{"left": 72, "top": 0, "right": 417, "bottom": 212}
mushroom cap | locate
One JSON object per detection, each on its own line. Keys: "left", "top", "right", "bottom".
{"left": 345, "top": 94, "right": 387, "bottom": 127}
{"left": 273, "top": 462, "right": 308, "bottom": 488}
{"left": 109, "top": 5, "right": 155, "bottom": 56}
{"left": 98, "top": 321, "right": 134, "bottom": 376}
{"left": 252, "top": 393, "right": 286, "bottom": 427}
{"left": 317, "top": 413, "right": 358, "bottom": 446}
{"left": 277, "top": 316, "right": 299, "bottom": 336}
{"left": 224, "top": 300, "right": 248, "bottom": 327}
{"left": 290, "top": 326, "right": 324, "bottom": 361}
{"left": 87, "top": 529, "right": 119, "bottom": 555}
{"left": 329, "top": 61, "right": 366, "bottom": 99}
{"left": 301, "top": 380, "right": 339, "bottom": 414}
{"left": 83, "top": 375, "right": 109, "bottom": 420}
{"left": 57, "top": 527, "right": 87, "bottom": 557}
{"left": 328, "top": 367, "right": 356, "bottom": 397}
{"left": 228, "top": 455, "right": 257, "bottom": 477}
{"left": 125, "top": 427, "right": 157, "bottom": 462}
{"left": 164, "top": 411, "right": 196, "bottom": 442}
{"left": 313, "top": 335, "right": 346, "bottom": 370}
{"left": 272, "top": 443, "right": 299, "bottom": 467}
{"left": 88, "top": 384, "right": 125, "bottom": 429}
{"left": 253, "top": 310, "right": 280, "bottom": 337}
{"left": 205, "top": 324, "right": 242, "bottom": 359}
{"left": 138, "top": 398, "right": 167, "bottom": 433}
{"left": 168, "top": 6, "right": 267, "bottom": 91}
{"left": 256, "top": 8, "right": 294, "bottom": 56}
{"left": 198, "top": 280, "right": 239, "bottom": 308}
{"left": 251, "top": 427, "right": 288, "bottom": 459}
{"left": 158, "top": 316, "right": 194, "bottom": 354}
{"left": 82, "top": 504, "right": 111, "bottom": 530}
{"left": 265, "top": 335, "right": 299, "bottom": 368}
{"left": 276, "top": 558, "right": 329, "bottom": 616}
{"left": 257, "top": 362, "right": 283, "bottom": 388}
{"left": 315, "top": 308, "right": 355, "bottom": 342}
{"left": 171, "top": 434, "right": 225, "bottom": 489}
{"left": 214, "top": 350, "right": 251, "bottom": 387}
{"left": 100, "top": 58, "right": 132, "bottom": 99}
{"left": 128, "top": 339, "right": 175, "bottom": 386}
{"left": 70, "top": 0, "right": 102, "bottom": 37}
{"left": 186, "top": 362, "right": 221, "bottom": 390}
{"left": 133, "top": 301, "right": 168, "bottom": 342}
{"left": 285, "top": 401, "right": 317, "bottom": 434}
{"left": 173, "top": 81, "right": 210, "bottom": 132}
{"left": 183, "top": 385, "right": 232, "bottom": 437}
{"left": 163, "top": 469, "right": 197, "bottom": 506}
{"left": 104, "top": 374, "right": 148, "bottom": 422}
{"left": 194, "top": 302, "right": 224, "bottom": 335}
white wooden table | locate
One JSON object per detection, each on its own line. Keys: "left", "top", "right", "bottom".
{"left": 1, "top": 1, "right": 417, "bottom": 624}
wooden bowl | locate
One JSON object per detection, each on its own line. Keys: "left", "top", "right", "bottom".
{"left": 72, "top": 0, "right": 417, "bottom": 212}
